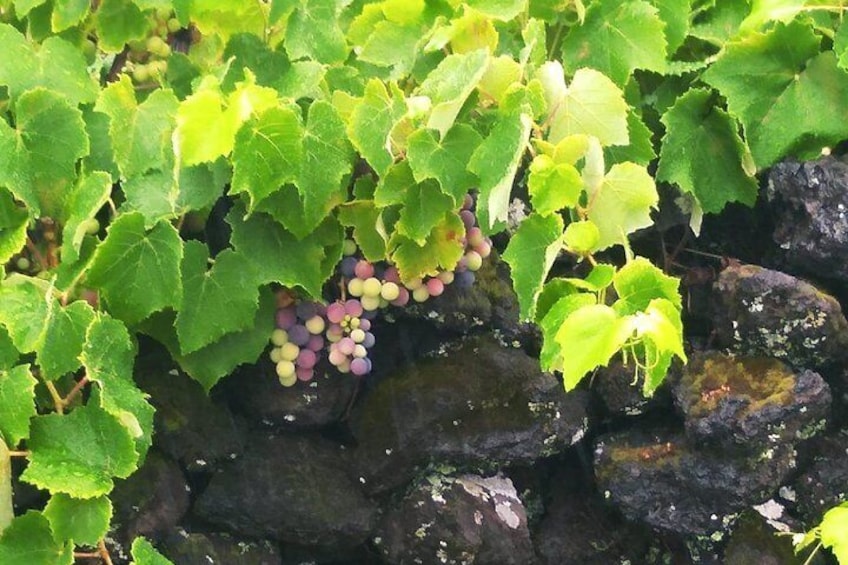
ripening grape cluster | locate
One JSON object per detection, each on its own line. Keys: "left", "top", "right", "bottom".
{"left": 267, "top": 194, "right": 493, "bottom": 387}
{"left": 124, "top": 9, "right": 180, "bottom": 84}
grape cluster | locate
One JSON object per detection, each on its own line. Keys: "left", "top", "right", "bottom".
{"left": 124, "top": 9, "right": 179, "bottom": 84}
{"left": 325, "top": 300, "right": 377, "bottom": 376}
{"left": 267, "top": 193, "right": 494, "bottom": 386}
{"left": 269, "top": 301, "right": 326, "bottom": 387}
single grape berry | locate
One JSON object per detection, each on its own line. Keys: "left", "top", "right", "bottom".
{"left": 354, "top": 260, "right": 375, "bottom": 279}
{"left": 380, "top": 281, "right": 400, "bottom": 301}
{"left": 270, "top": 329, "right": 288, "bottom": 347}
{"left": 297, "top": 349, "right": 317, "bottom": 370}
{"left": 288, "top": 324, "right": 311, "bottom": 346}
{"left": 465, "top": 250, "right": 483, "bottom": 272}
{"left": 342, "top": 239, "right": 358, "bottom": 256}
{"left": 412, "top": 286, "right": 430, "bottom": 303}
{"left": 280, "top": 342, "right": 300, "bottom": 361}
{"left": 344, "top": 299, "right": 364, "bottom": 318}
{"left": 305, "top": 315, "right": 325, "bottom": 335}
{"left": 347, "top": 278, "right": 364, "bottom": 297}
{"left": 339, "top": 256, "right": 358, "bottom": 277}
{"left": 426, "top": 278, "right": 445, "bottom": 297}
{"left": 276, "top": 307, "right": 297, "bottom": 330}
{"left": 350, "top": 357, "right": 370, "bottom": 376}
{"left": 362, "top": 277, "right": 382, "bottom": 298}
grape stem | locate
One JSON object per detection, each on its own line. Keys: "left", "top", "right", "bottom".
{"left": 43, "top": 381, "right": 65, "bottom": 415}
{"left": 98, "top": 539, "right": 114, "bottom": 565}
{"left": 25, "top": 236, "right": 48, "bottom": 272}
{"left": 106, "top": 46, "right": 130, "bottom": 83}
{"left": 7, "top": 451, "right": 29, "bottom": 458}
{"left": 63, "top": 376, "right": 90, "bottom": 407}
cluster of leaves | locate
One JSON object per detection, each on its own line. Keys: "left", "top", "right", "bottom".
{"left": 0, "top": 0, "right": 846, "bottom": 562}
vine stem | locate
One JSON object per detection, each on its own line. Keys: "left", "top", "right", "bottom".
{"left": 43, "top": 381, "right": 65, "bottom": 415}
{"left": 98, "top": 539, "right": 114, "bottom": 565}
{"left": 7, "top": 451, "right": 29, "bottom": 457}
{"left": 63, "top": 376, "right": 90, "bottom": 407}
{"left": 25, "top": 237, "right": 48, "bottom": 272}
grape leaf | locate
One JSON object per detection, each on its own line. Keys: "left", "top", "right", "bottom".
{"left": 176, "top": 242, "right": 260, "bottom": 355}
{"left": 657, "top": 88, "right": 758, "bottom": 213}
{"left": 527, "top": 154, "right": 583, "bottom": 215}
{"left": 502, "top": 212, "right": 564, "bottom": 321}
{"left": 22, "top": 405, "right": 139, "bottom": 498}
{"left": 51, "top": 0, "right": 90, "bottom": 32}
{"left": 140, "top": 288, "right": 276, "bottom": 391}
{"left": 466, "top": 0, "right": 527, "bottom": 21}
{"left": 0, "top": 365, "right": 36, "bottom": 448}
{"left": 612, "top": 256, "right": 682, "bottom": 314}
{"left": 4, "top": 89, "right": 89, "bottom": 218}
{"left": 94, "top": 76, "right": 179, "bottom": 180}
{"left": 556, "top": 304, "right": 633, "bottom": 390}
{"left": 374, "top": 161, "right": 415, "bottom": 207}
{"left": 821, "top": 504, "right": 848, "bottom": 564}
{"left": 95, "top": 0, "right": 148, "bottom": 53}
{"left": 417, "top": 49, "right": 490, "bottom": 138}
{"left": 230, "top": 106, "right": 304, "bottom": 211}
{"left": 560, "top": 0, "right": 667, "bottom": 86}
{"left": 0, "top": 23, "right": 98, "bottom": 105}
{"left": 81, "top": 315, "right": 154, "bottom": 456}
{"left": 703, "top": 21, "right": 848, "bottom": 167}
{"left": 337, "top": 201, "right": 389, "bottom": 262}
{"left": 347, "top": 79, "right": 408, "bottom": 176}
{"left": 43, "top": 494, "right": 111, "bottom": 547}
{"left": 563, "top": 220, "right": 600, "bottom": 253}
{"left": 82, "top": 107, "right": 120, "bottom": 180}
{"left": 389, "top": 213, "right": 465, "bottom": 282}
{"left": 468, "top": 110, "right": 532, "bottom": 230}
{"left": 406, "top": 125, "right": 483, "bottom": 206}
{"left": 689, "top": 0, "right": 748, "bottom": 44}
{"left": 86, "top": 214, "right": 183, "bottom": 326}
{"left": 604, "top": 110, "right": 656, "bottom": 167}
{"left": 633, "top": 298, "right": 685, "bottom": 359}
{"left": 190, "top": 0, "right": 266, "bottom": 41}
{"left": 0, "top": 189, "right": 28, "bottom": 266}
{"left": 396, "top": 181, "right": 455, "bottom": 246}
{"left": 282, "top": 0, "right": 348, "bottom": 64}
{"left": 539, "top": 293, "right": 595, "bottom": 372}
{"left": 60, "top": 171, "right": 112, "bottom": 264}
{"left": 13, "top": 0, "right": 47, "bottom": 16}
{"left": 537, "top": 62, "right": 629, "bottom": 146}
{"left": 131, "top": 537, "right": 175, "bottom": 565}
{"left": 648, "top": 0, "right": 690, "bottom": 54}
{"left": 39, "top": 301, "right": 95, "bottom": 381}
{"left": 0, "top": 511, "right": 73, "bottom": 565}
{"left": 226, "top": 202, "right": 326, "bottom": 298}
{"left": 292, "top": 100, "right": 355, "bottom": 237}
{"left": 0, "top": 327, "right": 19, "bottom": 371}
{"left": 586, "top": 162, "right": 658, "bottom": 250}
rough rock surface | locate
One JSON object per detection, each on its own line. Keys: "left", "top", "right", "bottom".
{"left": 712, "top": 263, "right": 848, "bottom": 370}
{"left": 350, "top": 335, "right": 590, "bottom": 493}
{"left": 674, "top": 352, "right": 831, "bottom": 449}
{"left": 135, "top": 368, "right": 245, "bottom": 472}
{"left": 111, "top": 450, "right": 190, "bottom": 541}
{"left": 375, "top": 473, "right": 534, "bottom": 565}
{"left": 789, "top": 431, "right": 848, "bottom": 523}
{"left": 192, "top": 433, "right": 377, "bottom": 550}
{"left": 159, "top": 530, "right": 281, "bottom": 565}
{"left": 593, "top": 429, "right": 797, "bottom": 535}
{"left": 225, "top": 358, "right": 357, "bottom": 429}
{"left": 768, "top": 157, "right": 848, "bottom": 284}
{"left": 593, "top": 360, "right": 674, "bottom": 418}
{"left": 722, "top": 511, "right": 802, "bottom": 565}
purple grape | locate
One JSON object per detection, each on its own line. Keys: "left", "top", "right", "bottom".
{"left": 296, "top": 367, "right": 314, "bottom": 381}
{"left": 455, "top": 270, "right": 475, "bottom": 289}
{"left": 339, "top": 256, "right": 358, "bottom": 278}
{"left": 362, "top": 331, "right": 376, "bottom": 348}
{"left": 460, "top": 210, "right": 476, "bottom": 230}
{"left": 296, "top": 301, "right": 318, "bottom": 320}
{"left": 350, "top": 357, "right": 370, "bottom": 376}
{"left": 275, "top": 307, "right": 297, "bottom": 330}
{"left": 288, "top": 324, "right": 310, "bottom": 346}
{"left": 383, "top": 266, "right": 400, "bottom": 284}
{"left": 362, "top": 308, "right": 378, "bottom": 320}
{"left": 462, "top": 193, "right": 474, "bottom": 210}
{"left": 297, "top": 349, "right": 317, "bottom": 369}
{"left": 359, "top": 318, "right": 371, "bottom": 331}
{"left": 307, "top": 335, "right": 324, "bottom": 352}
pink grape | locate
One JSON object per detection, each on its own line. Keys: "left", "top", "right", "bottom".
{"left": 338, "top": 337, "right": 356, "bottom": 356}
{"left": 426, "top": 278, "right": 445, "bottom": 297}
{"left": 327, "top": 302, "right": 346, "bottom": 324}
{"left": 307, "top": 335, "right": 324, "bottom": 352}
{"left": 289, "top": 324, "right": 311, "bottom": 346}
{"left": 344, "top": 299, "right": 363, "bottom": 317}
{"left": 383, "top": 266, "right": 400, "bottom": 284}
{"left": 462, "top": 193, "right": 474, "bottom": 210}
{"left": 297, "top": 349, "right": 317, "bottom": 369}
{"left": 328, "top": 347, "right": 347, "bottom": 366}
{"left": 475, "top": 239, "right": 492, "bottom": 259}
{"left": 460, "top": 210, "right": 476, "bottom": 230}
{"left": 296, "top": 367, "right": 314, "bottom": 381}
{"left": 350, "top": 357, "right": 370, "bottom": 376}
{"left": 467, "top": 227, "right": 484, "bottom": 247}
{"left": 391, "top": 287, "right": 410, "bottom": 307}
{"left": 276, "top": 307, "right": 296, "bottom": 330}
{"left": 354, "top": 260, "right": 374, "bottom": 279}
{"left": 326, "top": 324, "right": 344, "bottom": 343}
{"left": 465, "top": 250, "right": 483, "bottom": 272}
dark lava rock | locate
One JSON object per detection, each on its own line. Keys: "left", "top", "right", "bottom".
{"left": 723, "top": 511, "right": 805, "bottom": 565}
{"left": 193, "top": 433, "right": 377, "bottom": 550}
{"left": 349, "top": 335, "right": 590, "bottom": 494}
{"left": 712, "top": 263, "right": 848, "bottom": 370}
{"left": 594, "top": 429, "right": 797, "bottom": 536}
{"left": 159, "top": 529, "right": 281, "bottom": 565}
{"left": 225, "top": 359, "right": 357, "bottom": 429}
{"left": 534, "top": 461, "right": 654, "bottom": 565}
{"left": 135, "top": 368, "right": 245, "bottom": 472}
{"left": 768, "top": 157, "right": 848, "bottom": 284}
{"left": 790, "top": 431, "right": 848, "bottom": 523}
{"left": 593, "top": 360, "right": 674, "bottom": 418}
{"left": 111, "top": 450, "right": 190, "bottom": 541}
{"left": 375, "top": 473, "right": 534, "bottom": 565}
{"left": 674, "top": 352, "right": 831, "bottom": 449}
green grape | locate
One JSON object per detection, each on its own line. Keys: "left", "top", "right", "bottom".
{"left": 276, "top": 360, "right": 296, "bottom": 380}
{"left": 132, "top": 64, "right": 150, "bottom": 83}
{"left": 167, "top": 17, "right": 181, "bottom": 33}
{"left": 15, "top": 257, "right": 30, "bottom": 271}
{"left": 380, "top": 282, "right": 400, "bottom": 301}
{"left": 280, "top": 342, "right": 300, "bottom": 361}
{"left": 81, "top": 218, "right": 100, "bottom": 235}
{"left": 342, "top": 239, "right": 358, "bottom": 256}
{"left": 362, "top": 277, "right": 382, "bottom": 298}
{"left": 270, "top": 329, "right": 288, "bottom": 346}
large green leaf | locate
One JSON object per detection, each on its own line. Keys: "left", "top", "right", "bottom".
{"left": 0, "top": 511, "right": 73, "bottom": 565}
{"left": 417, "top": 49, "right": 490, "bottom": 138}
{"left": 612, "top": 257, "right": 681, "bottom": 314}
{"left": 0, "top": 365, "right": 36, "bottom": 448}
{"left": 337, "top": 201, "right": 388, "bottom": 262}
{"left": 86, "top": 214, "right": 183, "bottom": 325}
{"left": 560, "top": 0, "right": 667, "bottom": 85}
{"left": 406, "top": 125, "right": 483, "bottom": 206}
{"left": 95, "top": 0, "right": 147, "bottom": 52}
{"left": 43, "top": 494, "right": 112, "bottom": 547}
{"left": 657, "top": 88, "right": 758, "bottom": 213}
{"left": 389, "top": 213, "right": 465, "bottom": 282}
{"left": 347, "top": 80, "right": 407, "bottom": 176}
{"left": 282, "top": 0, "right": 348, "bottom": 64}
{"left": 555, "top": 304, "right": 632, "bottom": 390}
{"left": 703, "top": 21, "right": 848, "bottom": 167}
{"left": 131, "top": 537, "right": 175, "bottom": 565}
{"left": 586, "top": 162, "right": 658, "bottom": 250}
{"left": 22, "top": 405, "right": 139, "bottom": 498}
{"left": 502, "top": 213, "right": 564, "bottom": 321}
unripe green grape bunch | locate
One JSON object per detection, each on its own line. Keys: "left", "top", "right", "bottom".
{"left": 267, "top": 194, "right": 493, "bottom": 387}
